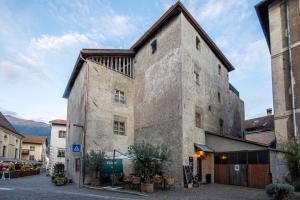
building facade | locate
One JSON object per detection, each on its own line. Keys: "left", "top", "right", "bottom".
{"left": 64, "top": 2, "right": 246, "bottom": 185}
{"left": 21, "top": 136, "right": 48, "bottom": 163}
{"left": 0, "top": 112, "right": 24, "bottom": 160}
{"left": 49, "top": 120, "right": 67, "bottom": 175}
{"left": 256, "top": 0, "right": 300, "bottom": 144}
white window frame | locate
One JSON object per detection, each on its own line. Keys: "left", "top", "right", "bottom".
{"left": 114, "top": 89, "right": 125, "bottom": 104}
{"left": 113, "top": 121, "right": 125, "bottom": 135}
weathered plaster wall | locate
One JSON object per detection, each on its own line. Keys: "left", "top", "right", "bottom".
{"left": 133, "top": 14, "right": 184, "bottom": 184}
{"left": 269, "top": 0, "right": 300, "bottom": 144}
{"left": 180, "top": 13, "right": 244, "bottom": 178}
{"left": 85, "top": 60, "right": 134, "bottom": 178}
{"left": 270, "top": 150, "right": 289, "bottom": 183}
{"left": 66, "top": 63, "right": 86, "bottom": 184}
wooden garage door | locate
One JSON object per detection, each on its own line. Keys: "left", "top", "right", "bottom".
{"left": 229, "top": 164, "right": 247, "bottom": 186}
{"left": 248, "top": 164, "right": 271, "bottom": 189}
{"left": 214, "top": 164, "right": 230, "bottom": 184}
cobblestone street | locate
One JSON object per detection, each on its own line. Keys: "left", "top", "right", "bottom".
{"left": 0, "top": 174, "right": 275, "bottom": 200}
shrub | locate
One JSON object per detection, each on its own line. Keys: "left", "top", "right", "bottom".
{"left": 54, "top": 176, "right": 68, "bottom": 186}
{"left": 266, "top": 184, "right": 295, "bottom": 200}
{"left": 85, "top": 150, "right": 105, "bottom": 179}
{"left": 128, "top": 142, "right": 169, "bottom": 183}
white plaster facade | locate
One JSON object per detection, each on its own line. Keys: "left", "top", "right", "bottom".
{"left": 49, "top": 120, "right": 66, "bottom": 174}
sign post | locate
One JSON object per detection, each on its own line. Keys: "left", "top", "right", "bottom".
{"left": 72, "top": 144, "right": 81, "bottom": 188}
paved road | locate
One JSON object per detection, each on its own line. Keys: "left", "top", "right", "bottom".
{"left": 0, "top": 174, "right": 144, "bottom": 200}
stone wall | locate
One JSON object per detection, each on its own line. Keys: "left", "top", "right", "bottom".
{"left": 66, "top": 63, "right": 86, "bottom": 184}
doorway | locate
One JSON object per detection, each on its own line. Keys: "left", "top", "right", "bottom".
{"left": 197, "top": 157, "right": 202, "bottom": 182}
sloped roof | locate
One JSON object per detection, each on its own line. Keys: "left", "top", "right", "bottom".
{"left": 255, "top": 0, "right": 277, "bottom": 50}
{"left": 49, "top": 119, "right": 66, "bottom": 125}
{"left": 246, "top": 131, "right": 275, "bottom": 147}
{"left": 245, "top": 115, "right": 274, "bottom": 133}
{"left": 23, "top": 135, "right": 47, "bottom": 144}
{"left": 0, "top": 112, "right": 23, "bottom": 137}
{"left": 63, "top": 1, "right": 235, "bottom": 99}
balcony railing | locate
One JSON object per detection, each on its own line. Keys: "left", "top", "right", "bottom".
{"left": 22, "top": 149, "right": 29, "bottom": 154}
{"left": 88, "top": 56, "right": 133, "bottom": 78}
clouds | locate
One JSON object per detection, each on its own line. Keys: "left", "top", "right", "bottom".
{"left": 0, "top": 60, "right": 24, "bottom": 81}
{"left": 31, "top": 33, "right": 96, "bottom": 50}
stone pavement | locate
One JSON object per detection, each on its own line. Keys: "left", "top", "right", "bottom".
{"left": 0, "top": 173, "right": 277, "bottom": 200}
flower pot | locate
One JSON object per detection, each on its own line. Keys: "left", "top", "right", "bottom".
{"left": 141, "top": 183, "right": 154, "bottom": 193}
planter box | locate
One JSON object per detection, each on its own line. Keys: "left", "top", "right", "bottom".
{"left": 141, "top": 183, "right": 154, "bottom": 193}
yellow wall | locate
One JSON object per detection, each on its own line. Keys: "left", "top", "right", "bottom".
{"left": 21, "top": 143, "right": 43, "bottom": 161}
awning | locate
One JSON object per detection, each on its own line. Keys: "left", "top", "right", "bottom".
{"left": 194, "top": 143, "right": 214, "bottom": 153}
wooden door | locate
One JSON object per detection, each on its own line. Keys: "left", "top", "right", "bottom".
{"left": 197, "top": 157, "right": 202, "bottom": 182}
{"left": 214, "top": 164, "right": 230, "bottom": 184}
{"left": 248, "top": 164, "right": 271, "bottom": 189}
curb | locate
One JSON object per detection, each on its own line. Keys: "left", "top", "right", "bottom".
{"left": 82, "top": 185, "right": 148, "bottom": 197}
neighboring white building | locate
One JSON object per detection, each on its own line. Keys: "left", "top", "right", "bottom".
{"left": 49, "top": 119, "right": 66, "bottom": 175}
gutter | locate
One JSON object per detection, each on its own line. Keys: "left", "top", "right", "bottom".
{"left": 285, "top": 0, "right": 298, "bottom": 143}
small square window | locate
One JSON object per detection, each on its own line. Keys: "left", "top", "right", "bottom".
{"left": 29, "top": 155, "right": 35, "bottom": 160}
{"left": 114, "top": 121, "right": 125, "bottom": 135}
{"left": 30, "top": 146, "right": 35, "bottom": 151}
{"left": 59, "top": 130, "right": 66, "bottom": 138}
{"left": 57, "top": 149, "right": 65, "bottom": 157}
{"left": 208, "top": 105, "right": 212, "bottom": 111}
{"left": 151, "top": 39, "right": 157, "bottom": 54}
{"left": 114, "top": 89, "right": 125, "bottom": 104}
{"left": 196, "top": 36, "right": 200, "bottom": 50}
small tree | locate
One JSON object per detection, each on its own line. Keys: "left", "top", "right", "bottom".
{"left": 128, "top": 142, "right": 169, "bottom": 183}
{"left": 85, "top": 150, "right": 105, "bottom": 179}
{"left": 284, "top": 142, "right": 300, "bottom": 191}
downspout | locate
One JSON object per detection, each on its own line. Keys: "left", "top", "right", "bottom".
{"left": 285, "top": 0, "right": 298, "bottom": 143}
{"left": 79, "top": 54, "right": 89, "bottom": 186}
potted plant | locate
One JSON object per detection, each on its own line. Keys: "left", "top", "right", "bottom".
{"left": 85, "top": 149, "right": 105, "bottom": 186}
{"left": 266, "top": 184, "right": 295, "bottom": 200}
{"left": 128, "top": 142, "right": 169, "bottom": 193}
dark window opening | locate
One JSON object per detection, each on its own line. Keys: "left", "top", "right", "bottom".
{"left": 218, "top": 92, "right": 221, "bottom": 103}
{"left": 196, "top": 36, "right": 200, "bottom": 50}
{"left": 219, "top": 118, "right": 224, "bottom": 135}
{"left": 195, "top": 112, "right": 202, "bottom": 128}
{"left": 218, "top": 64, "right": 221, "bottom": 75}
{"left": 208, "top": 105, "right": 212, "bottom": 111}
{"left": 151, "top": 40, "right": 157, "bottom": 54}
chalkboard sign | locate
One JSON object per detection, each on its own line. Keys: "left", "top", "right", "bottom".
{"left": 183, "top": 165, "right": 193, "bottom": 188}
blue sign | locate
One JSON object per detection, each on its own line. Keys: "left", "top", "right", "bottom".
{"left": 72, "top": 144, "right": 81, "bottom": 152}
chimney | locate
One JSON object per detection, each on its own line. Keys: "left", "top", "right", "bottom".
{"left": 267, "top": 108, "right": 272, "bottom": 116}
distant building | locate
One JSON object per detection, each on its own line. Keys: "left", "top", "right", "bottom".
{"left": 49, "top": 119, "right": 66, "bottom": 175}
{"left": 21, "top": 136, "right": 48, "bottom": 164}
{"left": 245, "top": 108, "right": 276, "bottom": 148}
{"left": 256, "top": 0, "right": 300, "bottom": 145}
{"left": 0, "top": 112, "right": 24, "bottom": 160}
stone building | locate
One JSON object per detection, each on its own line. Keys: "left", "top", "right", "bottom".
{"left": 48, "top": 119, "right": 67, "bottom": 175}
{"left": 256, "top": 0, "right": 300, "bottom": 145}
{"left": 64, "top": 2, "right": 248, "bottom": 186}
{"left": 0, "top": 112, "right": 24, "bottom": 160}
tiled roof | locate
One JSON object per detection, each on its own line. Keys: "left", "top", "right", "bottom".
{"left": 49, "top": 119, "right": 66, "bottom": 125}
{"left": 245, "top": 115, "right": 274, "bottom": 133}
{"left": 0, "top": 112, "right": 23, "bottom": 137}
{"left": 246, "top": 131, "right": 275, "bottom": 146}
{"left": 23, "top": 135, "right": 47, "bottom": 144}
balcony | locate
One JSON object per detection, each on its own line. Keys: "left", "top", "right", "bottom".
{"left": 22, "top": 149, "right": 29, "bottom": 154}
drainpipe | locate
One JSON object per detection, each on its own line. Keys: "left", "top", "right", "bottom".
{"left": 285, "top": 0, "right": 298, "bottom": 143}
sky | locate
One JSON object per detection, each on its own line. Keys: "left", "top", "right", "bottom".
{"left": 0, "top": 0, "right": 272, "bottom": 122}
